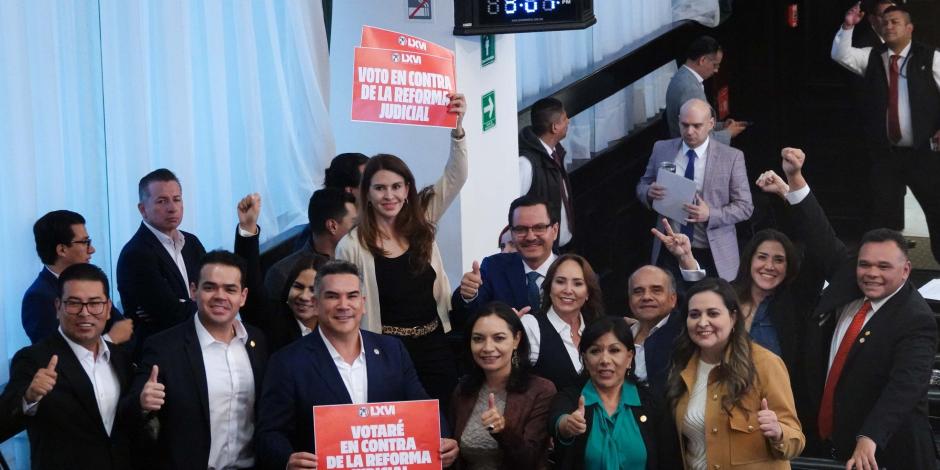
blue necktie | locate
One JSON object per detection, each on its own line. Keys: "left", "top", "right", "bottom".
{"left": 526, "top": 271, "right": 541, "bottom": 310}
{"left": 681, "top": 149, "right": 696, "bottom": 239}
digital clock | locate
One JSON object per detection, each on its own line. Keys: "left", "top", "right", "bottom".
{"left": 454, "top": 0, "right": 595, "bottom": 35}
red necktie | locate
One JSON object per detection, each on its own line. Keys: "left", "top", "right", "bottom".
{"left": 817, "top": 300, "right": 872, "bottom": 439}
{"left": 887, "top": 55, "right": 902, "bottom": 144}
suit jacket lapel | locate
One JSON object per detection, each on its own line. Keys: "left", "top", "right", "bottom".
{"left": 308, "top": 328, "right": 353, "bottom": 403}
{"left": 49, "top": 334, "right": 108, "bottom": 436}
{"left": 363, "top": 333, "right": 385, "bottom": 402}
{"left": 507, "top": 254, "right": 529, "bottom": 309}
{"left": 245, "top": 329, "right": 264, "bottom": 398}
{"left": 138, "top": 223, "right": 187, "bottom": 293}
{"left": 183, "top": 319, "right": 211, "bottom": 426}
{"left": 842, "top": 283, "right": 911, "bottom": 369}
{"left": 701, "top": 139, "right": 718, "bottom": 195}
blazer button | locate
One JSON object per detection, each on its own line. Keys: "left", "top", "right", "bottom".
{"left": 712, "top": 427, "right": 718, "bottom": 433}
{"left": 712, "top": 394, "right": 718, "bottom": 400}
{"left": 713, "top": 465, "right": 721, "bottom": 470}
{"left": 747, "top": 425, "right": 753, "bottom": 431}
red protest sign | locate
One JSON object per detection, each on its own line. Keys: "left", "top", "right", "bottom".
{"left": 352, "top": 47, "right": 457, "bottom": 128}
{"left": 314, "top": 400, "right": 441, "bottom": 470}
{"left": 361, "top": 25, "right": 454, "bottom": 62}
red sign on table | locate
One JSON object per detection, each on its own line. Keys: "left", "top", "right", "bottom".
{"left": 313, "top": 400, "right": 441, "bottom": 470}
{"left": 361, "top": 26, "right": 454, "bottom": 62}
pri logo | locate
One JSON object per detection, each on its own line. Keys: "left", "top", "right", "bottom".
{"left": 398, "top": 35, "right": 407, "bottom": 46}
{"left": 358, "top": 406, "right": 368, "bottom": 418}
{"left": 391, "top": 52, "right": 401, "bottom": 63}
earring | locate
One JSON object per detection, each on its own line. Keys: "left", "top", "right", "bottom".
{"left": 511, "top": 349, "right": 519, "bottom": 368}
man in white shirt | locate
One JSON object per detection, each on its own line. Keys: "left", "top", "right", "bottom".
{"left": 134, "top": 250, "right": 268, "bottom": 470}
{"left": 831, "top": 3, "right": 940, "bottom": 264}
{"left": 255, "top": 260, "right": 459, "bottom": 470}
{"left": 518, "top": 98, "right": 575, "bottom": 249}
{"left": 117, "top": 168, "right": 207, "bottom": 357}
{"left": 0, "top": 264, "right": 134, "bottom": 469}
{"left": 453, "top": 195, "right": 558, "bottom": 320}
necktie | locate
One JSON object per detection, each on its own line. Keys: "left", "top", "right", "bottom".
{"left": 681, "top": 149, "right": 697, "bottom": 239}
{"left": 552, "top": 148, "right": 576, "bottom": 235}
{"left": 817, "top": 300, "right": 872, "bottom": 439}
{"left": 526, "top": 271, "right": 541, "bottom": 311}
{"left": 887, "top": 55, "right": 901, "bottom": 144}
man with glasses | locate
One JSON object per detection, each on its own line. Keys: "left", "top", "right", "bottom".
{"left": 832, "top": 4, "right": 940, "bottom": 265}
{"left": 451, "top": 195, "right": 558, "bottom": 320}
{"left": 0, "top": 264, "right": 135, "bottom": 469}
{"left": 22, "top": 210, "right": 132, "bottom": 345}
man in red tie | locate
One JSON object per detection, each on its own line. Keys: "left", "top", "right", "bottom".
{"left": 756, "top": 148, "right": 937, "bottom": 470}
{"left": 831, "top": 3, "right": 940, "bottom": 266}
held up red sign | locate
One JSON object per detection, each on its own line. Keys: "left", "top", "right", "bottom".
{"left": 352, "top": 26, "right": 457, "bottom": 128}
{"left": 361, "top": 26, "right": 454, "bottom": 61}
{"left": 313, "top": 400, "right": 441, "bottom": 470}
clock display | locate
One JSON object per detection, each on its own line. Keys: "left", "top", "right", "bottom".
{"left": 454, "top": 0, "right": 594, "bottom": 35}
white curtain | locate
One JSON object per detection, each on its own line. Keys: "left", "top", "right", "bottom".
{"left": 0, "top": 1, "right": 332, "bottom": 466}
{"left": 516, "top": 0, "right": 720, "bottom": 159}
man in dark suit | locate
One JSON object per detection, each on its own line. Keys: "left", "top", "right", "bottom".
{"left": 832, "top": 4, "right": 940, "bottom": 262}
{"left": 664, "top": 35, "right": 747, "bottom": 145}
{"left": 255, "top": 260, "right": 459, "bottom": 470}
{"left": 22, "top": 210, "right": 132, "bottom": 345}
{"left": 626, "top": 265, "right": 686, "bottom": 396}
{"left": 1, "top": 264, "right": 135, "bottom": 469}
{"left": 117, "top": 168, "right": 206, "bottom": 354}
{"left": 130, "top": 250, "right": 268, "bottom": 470}
{"left": 452, "top": 195, "right": 558, "bottom": 321}
{"left": 757, "top": 148, "right": 937, "bottom": 469}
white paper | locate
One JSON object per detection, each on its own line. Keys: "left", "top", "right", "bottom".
{"left": 652, "top": 168, "right": 697, "bottom": 222}
{"left": 918, "top": 279, "right": 940, "bottom": 301}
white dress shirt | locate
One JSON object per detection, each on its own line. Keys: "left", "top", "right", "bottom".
{"left": 827, "top": 284, "right": 904, "bottom": 372}
{"left": 296, "top": 319, "right": 314, "bottom": 337}
{"left": 674, "top": 137, "right": 710, "bottom": 248}
{"left": 520, "top": 307, "right": 584, "bottom": 373}
{"left": 59, "top": 329, "right": 120, "bottom": 435}
{"left": 519, "top": 140, "right": 573, "bottom": 246}
{"left": 194, "top": 316, "right": 256, "bottom": 470}
{"left": 319, "top": 328, "right": 369, "bottom": 404}
{"left": 143, "top": 220, "right": 190, "bottom": 291}
{"left": 831, "top": 27, "right": 940, "bottom": 147}
{"left": 630, "top": 314, "right": 672, "bottom": 382}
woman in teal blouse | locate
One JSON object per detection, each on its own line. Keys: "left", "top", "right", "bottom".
{"left": 548, "top": 316, "right": 679, "bottom": 470}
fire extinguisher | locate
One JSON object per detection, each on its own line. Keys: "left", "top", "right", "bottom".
{"left": 787, "top": 3, "right": 799, "bottom": 28}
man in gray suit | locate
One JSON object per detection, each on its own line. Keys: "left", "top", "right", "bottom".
{"left": 636, "top": 98, "right": 753, "bottom": 280}
{"left": 665, "top": 35, "right": 747, "bottom": 145}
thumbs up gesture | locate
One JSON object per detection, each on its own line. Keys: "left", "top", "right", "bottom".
{"left": 480, "top": 393, "right": 505, "bottom": 434}
{"left": 140, "top": 365, "right": 166, "bottom": 412}
{"left": 25, "top": 355, "right": 58, "bottom": 403}
{"left": 459, "top": 261, "right": 483, "bottom": 301}
{"left": 559, "top": 395, "right": 588, "bottom": 439}
{"left": 757, "top": 398, "right": 783, "bottom": 442}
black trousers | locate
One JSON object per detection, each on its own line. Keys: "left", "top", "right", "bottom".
{"left": 394, "top": 324, "right": 458, "bottom": 412}
{"left": 869, "top": 146, "right": 940, "bottom": 264}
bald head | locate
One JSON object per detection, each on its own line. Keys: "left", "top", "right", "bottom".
{"left": 678, "top": 98, "right": 715, "bottom": 148}
{"left": 628, "top": 265, "right": 677, "bottom": 325}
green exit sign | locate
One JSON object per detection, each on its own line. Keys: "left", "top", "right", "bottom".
{"left": 482, "top": 91, "right": 496, "bottom": 132}
{"left": 481, "top": 34, "right": 495, "bottom": 67}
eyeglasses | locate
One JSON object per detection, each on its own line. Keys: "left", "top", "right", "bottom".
{"left": 68, "top": 238, "right": 93, "bottom": 249}
{"left": 511, "top": 224, "right": 551, "bottom": 236}
{"left": 62, "top": 300, "right": 107, "bottom": 316}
